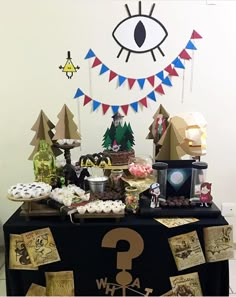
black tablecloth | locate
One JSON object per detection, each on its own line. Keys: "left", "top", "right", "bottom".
{"left": 3, "top": 208, "right": 229, "bottom": 296}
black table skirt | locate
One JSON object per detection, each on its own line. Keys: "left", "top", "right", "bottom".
{"left": 3, "top": 208, "right": 229, "bottom": 296}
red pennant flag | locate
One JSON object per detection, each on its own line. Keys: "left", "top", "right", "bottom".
{"left": 191, "top": 30, "right": 202, "bottom": 39}
{"left": 121, "top": 105, "right": 129, "bottom": 115}
{"left": 170, "top": 67, "right": 179, "bottom": 76}
{"left": 102, "top": 104, "right": 110, "bottom": 114}
{"left": 109, "top": 71, "right": 117, "bottom": 82}
{"left": 179, "top": 49, "right": 191, "bottom": 60}
{"left": 155, "top": 84, "right": 165, "bottom": 95}
{"left": 84, "top": 95, "right": 92, "bottom": 106}
{"left": 139, "top": 97, "right": 148, "bottom": 108}
{"left": 147, "top": 76, "right": 155, "bottom": 87}
{"left": 92, "top": 57, "right": 102, "bottom": 68}
{"left": 165, "top": 65, "right": 172, "bottom": 73}
{"left": 165, "top": 65, "right": 179, "bottom": 77}
{"left": 128, "top": 78, "right": 136, "bottom": 89}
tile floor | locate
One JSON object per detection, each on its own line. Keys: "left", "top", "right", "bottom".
{"left": 0, "top": 250, "right": 235, "bottom": 296}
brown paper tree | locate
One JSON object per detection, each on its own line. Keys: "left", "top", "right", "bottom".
{"left": 52, "top": 104, "right": 81, "bottom": 141}
{"left": 52, "top": 104, "right": 81, "bottom": 186}
{"left": 28, "top": 110, "right": 62, "bottom": 160}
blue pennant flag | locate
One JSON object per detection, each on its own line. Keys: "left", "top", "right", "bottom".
{"left": 85, "top": 49, "right": 96, "bottom": 59}
{"left": 172, "top": 57, "right": 185, "bottom": 69}
{"left": 186, "top": 40, "right": 197, "bottom": 50}
{"left": 147, "top": 91, "right": 157, "bottom": 102}
{"left": 118, "top": 76, "right": 126, "bottom": 86}
{"left": 162, "top": 76, "right": 172, "bottom": 87}
{"left": 74, "top": 88, "right": 84, "bottom": 99}
{"left": 112, "top": 105, "right": 119, "bottom": 113}
{"left": 93, "top": 100, "right": 101, "bottom": 111}
{"left": 137, "top": 78, "right": 145, "bottom": 89}
{"left": 156, "top": 71, "right": 164, "bottom": 81}
{"left": 130, "top": 102, "right": 138, "bottom": 112}
{"left": 100, "top": 64, "right": 109, "bottom": 75}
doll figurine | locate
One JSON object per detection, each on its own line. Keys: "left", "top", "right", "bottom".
{"left": 199, "top": 182, "right": 212, "bottom": 207}
{"left": 150, "top": 183, "right": 160, "bottom": 208}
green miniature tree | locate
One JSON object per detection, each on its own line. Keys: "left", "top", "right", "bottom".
{"left": 102, "top": 113, "right": 135, "bottom": 151}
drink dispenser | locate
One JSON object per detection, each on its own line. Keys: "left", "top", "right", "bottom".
{"left": 152, "top": 162, "right": 168, "bottom": 199}
{"left": 190, "top": 162, "right": 208, "bottom": 198}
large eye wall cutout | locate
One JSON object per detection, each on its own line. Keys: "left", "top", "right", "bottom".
{"left": 112, "top": 1, "right": 168, "bottom": 62}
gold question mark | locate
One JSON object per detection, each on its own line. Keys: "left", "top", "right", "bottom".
{"left": 102, "top": 228, "right": 144, "bottom": 287}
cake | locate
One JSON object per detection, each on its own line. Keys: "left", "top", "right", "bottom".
{"left": 102, "top": 113, "right": 135, "bottom": 166}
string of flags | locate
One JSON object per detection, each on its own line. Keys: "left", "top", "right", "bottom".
{"left": 74, "top": 30, "right": 202, "bottom": 115}
{"left": 84, "top": 30, "right": 202, "bottom": 90}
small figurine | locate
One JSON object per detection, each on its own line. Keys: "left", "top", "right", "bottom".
{"left": 199, "top": 182, "right": 212, "bottom": 207}
{"left": 150, "top": 183, "right": 160, "bottom": 208}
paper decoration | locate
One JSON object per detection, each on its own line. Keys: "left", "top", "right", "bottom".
{"left": 28, "top": 110, "right": 62, "bottom": 160}
{"left": 155, "top": 218, "right": 199, "bottom": 228}
{"left": 112, "top": 1, "right": 168, "bottom": 62}
{"left": 168, "top": 230, "right": 205, "bottom": 271}
{"left": 102, "top": 112, "right": 135, "bottom": 152}
{"left": 77, "top": 30, "right": 202, "bottom": 114}
{"left": 146, "top": 104, "right": 170, "bottom": 147}
{"left": 204, "top": 225, "right": 234, "bottom": 262}
{"left": 22, "top": 227, "right": 61, "bottom": 267}
{"left": 9, "top": 234, "right": 38, "bottom": 270}
{"left": 26, "top": 283, "right": 46, "bottom": 296}
{"left": 154, "top": 112, "right": 207, "bottom": 160}
{"left": 169, "top": 272, "right": 203, "bottom": 296}
{"left": 52, "top": 104, "right": 81, "bottom": 141}
{"left": 45, "top": 271, "right": 75, "bottom": 296}
{"left": 84, "top": 30, "right": 201, "bottom": 90}
{"left": 59, "top": 51, "right": 80, "bottom": 79}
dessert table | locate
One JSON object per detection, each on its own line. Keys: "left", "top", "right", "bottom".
{"left": 3, "top": 208, "right": 229, "bottom": 296}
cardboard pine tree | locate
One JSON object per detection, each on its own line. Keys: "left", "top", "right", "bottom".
{"left": 28, "top": 110, "right": 62, "bottom": 160}
{"left": 52, "top": 104, "right": 81, "bottom": 142}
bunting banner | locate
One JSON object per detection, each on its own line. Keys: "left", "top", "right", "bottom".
{"left": 74, "top": 30, "right": 202, "bottom": 115}
{"left": 84, "top": 30, "right": 202, "bottom": 90}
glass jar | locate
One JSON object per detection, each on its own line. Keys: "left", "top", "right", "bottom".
{"left": 128, "top": 155, "right": 153, "bottom": 179}
{"left": 190, "top": 162, "right": 208, "bottom": 198}
{"left": 152, "top": 162, "right": 168, "bottom": 199}
{"left": 125, "top": 186, "right": 139, "bottom": 213}
{"left": 109, "top": 169, "right": 124, "bottom": 192}
{"left": 33, "top": 140, "right": 56, "bottom": 184}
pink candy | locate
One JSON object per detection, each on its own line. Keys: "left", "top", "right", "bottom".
{"left": 128, "top": 162, "right": 153, "bottom": 178}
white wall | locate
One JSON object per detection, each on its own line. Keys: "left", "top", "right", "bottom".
{"left": 1, "top": 0, "right": 236, "bottom": 245}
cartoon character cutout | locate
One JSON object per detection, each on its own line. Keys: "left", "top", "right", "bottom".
{"left": 150, "top": 182, "right": 160, "bottom": 208}
{"left": 200, "top": 182, "right": 212, "bottom": 207}
{"left": 15, "top": 240, "right": 31, "bottom": 265}
{"left": 154, "top": 114, "right": 167, "bottom": 141}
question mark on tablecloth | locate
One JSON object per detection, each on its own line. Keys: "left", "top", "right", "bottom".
{"left": 102, "top": 228, "right": 144, "bottom": 286}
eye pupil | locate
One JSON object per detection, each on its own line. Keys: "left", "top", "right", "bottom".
{"left": 134, "top": 21, "right": 146, "bottom": 48}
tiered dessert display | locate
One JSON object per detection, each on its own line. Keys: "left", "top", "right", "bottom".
{"left": 7, "top": 103, "right": 221, "bottom": 220}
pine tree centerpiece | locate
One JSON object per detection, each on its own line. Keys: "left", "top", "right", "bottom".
{"left": 29, "top": 110, "right": 62, "bottom": 160}
{"left": 52, "top": 104, "right": 81, "bottom": 186}
{"left": 102, "top": 113, "right": 135, "bottom": 166}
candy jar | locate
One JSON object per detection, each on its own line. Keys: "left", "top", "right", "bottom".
{"left": 128, "top": 155, "right": 153, "bottom": 179}
{"left": 125, "top": 186, "right": 139, "bottom": 213}
{"left": 109, "top": 169, "right": 124, "bottom": 192}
